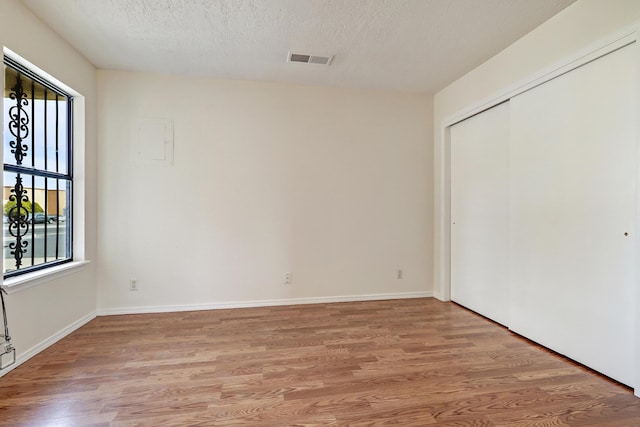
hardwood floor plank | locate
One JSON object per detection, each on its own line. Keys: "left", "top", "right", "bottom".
{"left": 1, "top": 298, "right": 639, "bottom": 426}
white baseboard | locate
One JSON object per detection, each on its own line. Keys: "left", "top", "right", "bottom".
{"left": 0, "top": 311, "right": 96, "bottom": 377}
{"left": 97, "top": 291, "right": 433, "bottom": 316}
{"left": 432, "top": 291, "right": 447, "bottom": 302}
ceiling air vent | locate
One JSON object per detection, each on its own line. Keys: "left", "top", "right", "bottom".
{"left": 288, "top": 52, "right": 334, "bottom": 66}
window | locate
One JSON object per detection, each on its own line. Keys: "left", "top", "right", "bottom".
{"left": 3, "top": 57, "right": 73, "bottom": 278}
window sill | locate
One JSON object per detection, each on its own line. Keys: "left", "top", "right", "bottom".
{"left": 1, "top": 261, "right": 91, "bottom": 294}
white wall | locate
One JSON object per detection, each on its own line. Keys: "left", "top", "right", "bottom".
{"left": 433, "top": 0, "right": 640, "bottom": 300}
{"left": 0, "top": 0, "right": 98, "bottom": 367}
{"left": 97, "top": 71, "right": 433, "bottom": 313}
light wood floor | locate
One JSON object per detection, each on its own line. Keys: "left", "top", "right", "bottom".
{"left": 1, "top": 298, "right": 639, "bottom": 426}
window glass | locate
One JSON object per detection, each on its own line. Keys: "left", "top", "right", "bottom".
{"left": 3, "top": 59, "right": 72, "bottom": 277}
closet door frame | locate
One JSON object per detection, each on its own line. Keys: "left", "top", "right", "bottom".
{"left": 438, "top": 29, "right": 640, "bottom": 397}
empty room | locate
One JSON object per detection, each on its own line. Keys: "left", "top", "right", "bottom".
{"left": 2, "top": 0, "right": 640, "bottom": 425}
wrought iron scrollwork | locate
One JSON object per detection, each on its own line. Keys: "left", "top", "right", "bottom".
{"left": 8, "top": 73, "right": 29, "bottom": 166}
{"left": 6, "top": 72, "right": 32, "bottom": 270}
{"left": 7, "top": 175, "right": 30, "bottom": 269}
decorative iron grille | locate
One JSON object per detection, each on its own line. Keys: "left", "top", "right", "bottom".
{"left": 3, "top": 58, "right": 72, "bottom": 277}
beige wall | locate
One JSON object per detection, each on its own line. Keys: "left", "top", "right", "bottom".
{"left": 97, "top": 71, "right": 433, "bottom": 312}
{"left": 1, "top": 0, "right": 97, "bottom": 368}
{"left": 433, "top": 0, "right": 640, "bottom": 300}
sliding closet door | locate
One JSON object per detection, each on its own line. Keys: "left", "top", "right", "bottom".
{"left": 451, "top": 102, "right": 510, "bottom": 326}
{"left": 509, "top": 44, "right": 637, "bottom": 386}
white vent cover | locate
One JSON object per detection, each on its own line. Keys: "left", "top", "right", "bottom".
{"left": 288, "top": 52, "right": 334, "bottom": 65}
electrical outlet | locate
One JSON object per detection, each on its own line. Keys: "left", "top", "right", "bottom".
{"left": 284, "top": 272, "right": 292, "bottom": 285}
{"left": 396, "top": 269, "right": 403, "bottom": 279}
{"left": 129, "top": 279, "right": 138, "bottom": 291}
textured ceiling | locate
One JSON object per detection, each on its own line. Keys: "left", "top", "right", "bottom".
{"left": 21, "top": 0, "right": 576, "bottom": 93}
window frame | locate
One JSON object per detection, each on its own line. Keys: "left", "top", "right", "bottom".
{"left": 2, "top": 56, "right": 74, "bottom": 279}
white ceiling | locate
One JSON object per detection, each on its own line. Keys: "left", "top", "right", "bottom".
{"left": 21, "top": 0, "right": 576, "bottom": 94}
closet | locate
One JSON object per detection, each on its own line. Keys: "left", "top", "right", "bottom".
{"left": 450, "top": 43, "right": 637, "bottom": 386}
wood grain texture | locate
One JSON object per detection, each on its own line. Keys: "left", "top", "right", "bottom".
{"left": 0, "top": 298, "right": 639, "bottom": 426}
